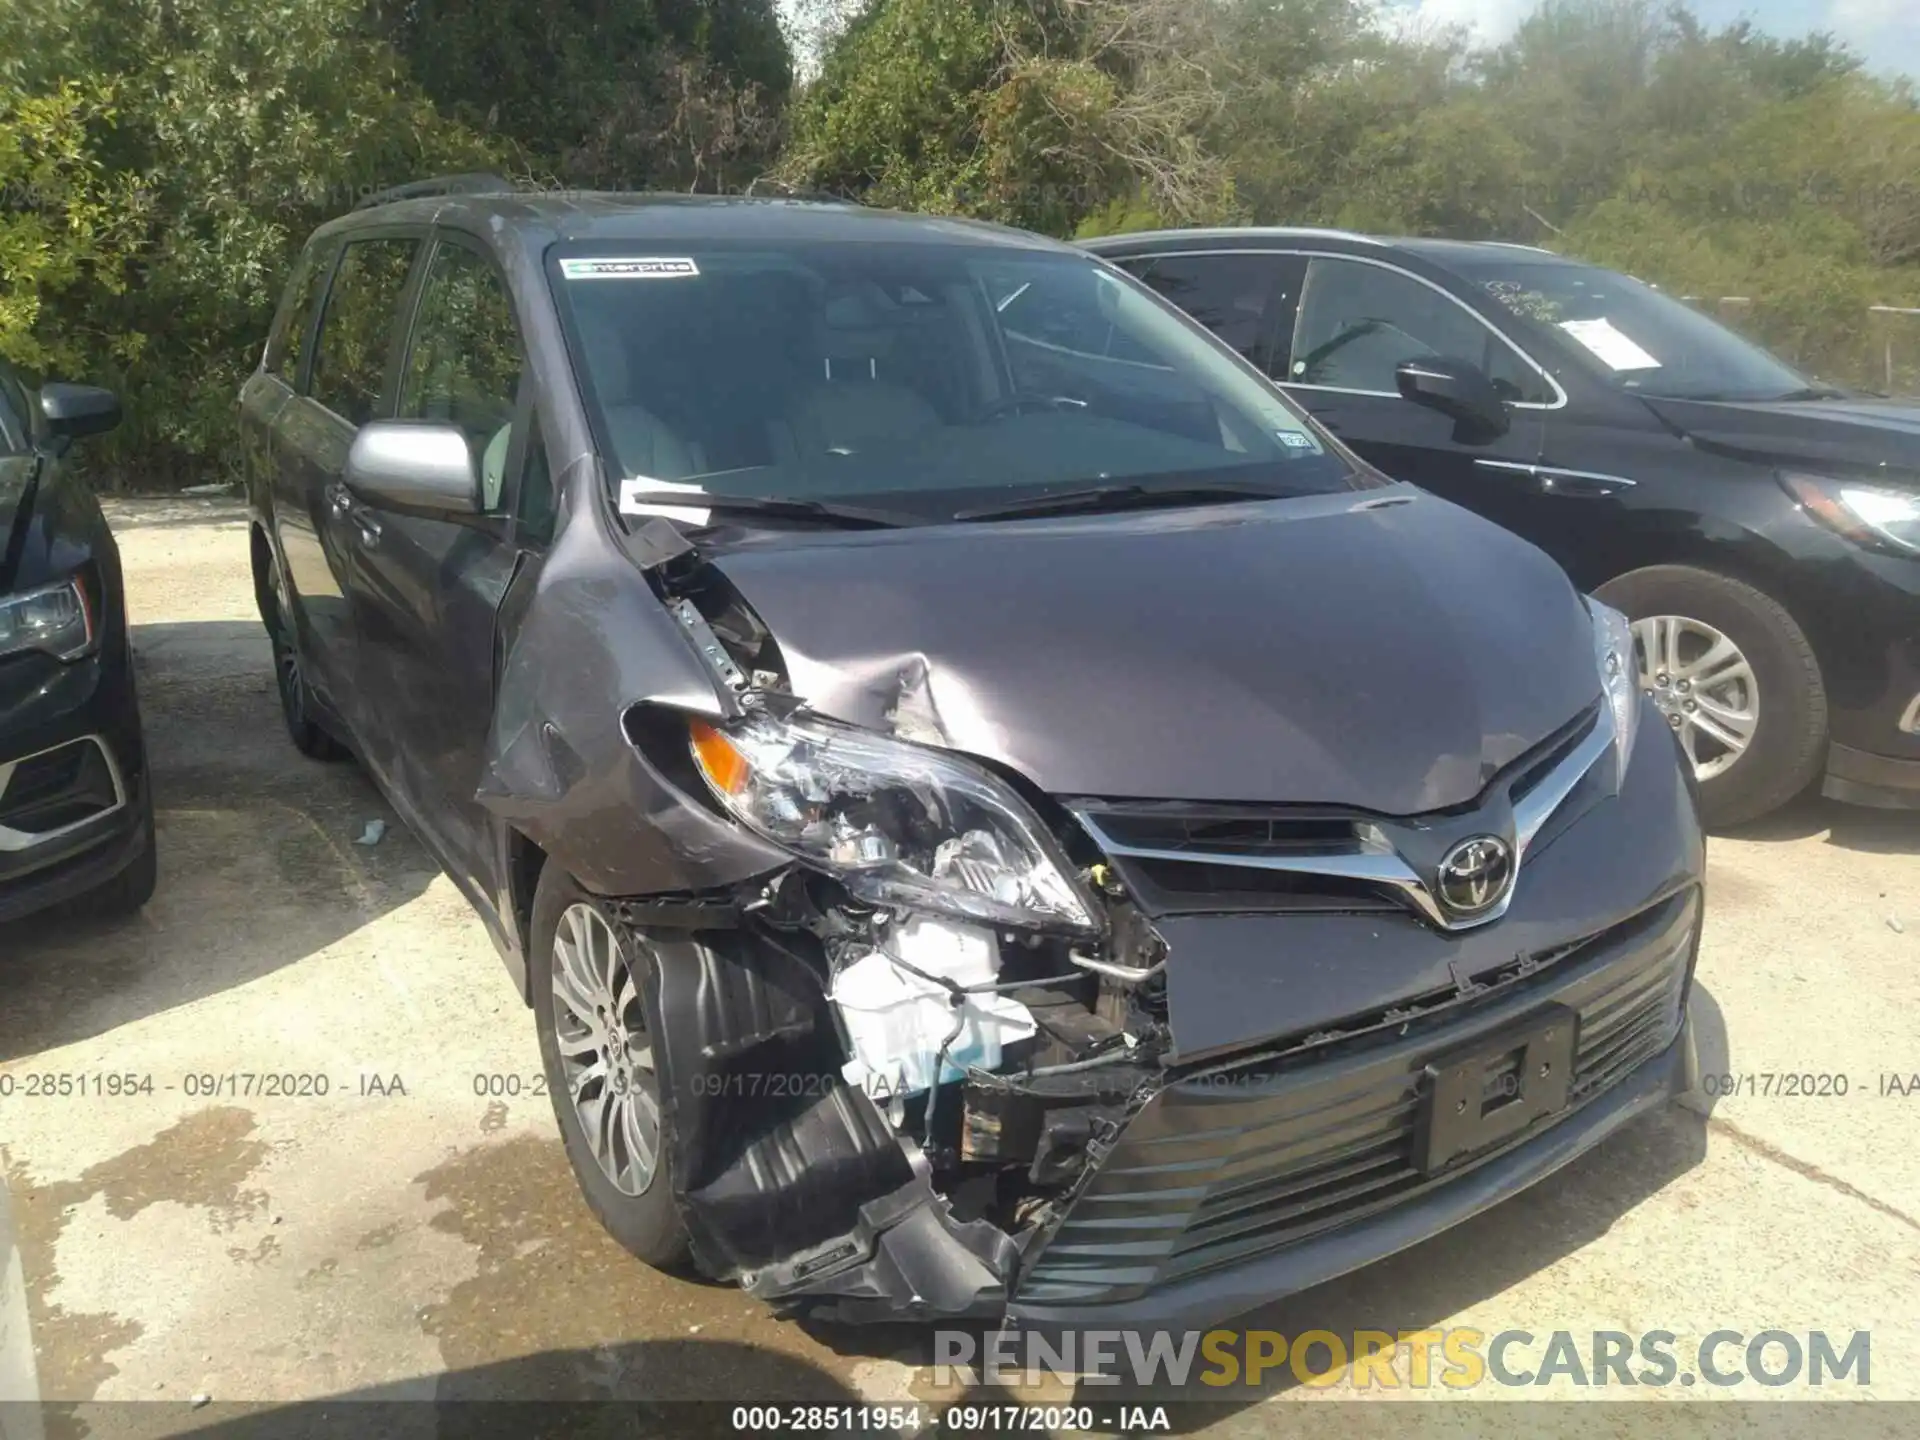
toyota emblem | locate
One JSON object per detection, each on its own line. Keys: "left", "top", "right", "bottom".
{"left": 1436, "top": 835, "right": 1514, "bottom": 916}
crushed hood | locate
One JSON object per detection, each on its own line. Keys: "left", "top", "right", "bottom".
{"left": 704, "top": 486, "right": 1600, "bottom": 814}
{"left": 1640, "top": 394, "right": 1920, "bottom": 480}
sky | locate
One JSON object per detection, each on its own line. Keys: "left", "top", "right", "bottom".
{"left": 1381, "top": 0, "right": 1920, "bottom": 78}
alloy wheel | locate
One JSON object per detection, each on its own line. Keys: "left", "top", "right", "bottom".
{"left": 551, "top": 902, "right": 662, "bottom": 1197}
{"left": 1630, "top": 614, "right": 1760, "bottom": 781}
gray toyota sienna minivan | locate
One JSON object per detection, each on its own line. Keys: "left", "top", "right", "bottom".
{"left": 239, "top": 177, "right": 1704, "bottom": 1332}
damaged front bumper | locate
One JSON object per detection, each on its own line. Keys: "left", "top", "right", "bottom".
{"left": 668, "top": 883, "right": 1696, "bottom": 1330}
{"left": 622, "top": 826, "right": 1700, "bottom": 1330}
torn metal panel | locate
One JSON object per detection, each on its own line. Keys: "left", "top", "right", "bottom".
{"left": 477, "top": 464, "right": 788, "bottom": 898}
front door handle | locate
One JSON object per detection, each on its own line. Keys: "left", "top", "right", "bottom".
{"left": 326, "top": 482, "right": 353, "bottom": 517}
{"left": 1474, "top": 459, "right": 1637, "bottom": 497}
{"left": 354, "top": 513, "right": 383, "bottom": 547}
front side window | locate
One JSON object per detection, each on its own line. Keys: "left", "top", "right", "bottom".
{"left": 1124, "top": 253, "right": 1293, "bottom": 377}
{"left": 399, "top": 241, "right": 525, "bottom": 511}
{"left": 1288, "top": 257, "right": 1551, "bottom": 404}
{"left": 1454, "top": 258, "right": 1817, "bottom": 403}
{"left": 547, "top": 242, "right": 1357, "bottom": 521}
{"left": 309, "top": 237, "right": 417, "bottom": 425}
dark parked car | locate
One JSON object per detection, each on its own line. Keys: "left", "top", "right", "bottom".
{"left": 0, "top": 361, "right": 155, "bottom": 925}
{"left": 241, "top": 180, "right": 1702, "bottom": 1331}
{"left": 1086, "top": 229, "right": 1920, "bottom": 826}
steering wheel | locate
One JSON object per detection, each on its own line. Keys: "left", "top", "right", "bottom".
{"left": 971, "top": 392, "right": 1089, "bottom": 424}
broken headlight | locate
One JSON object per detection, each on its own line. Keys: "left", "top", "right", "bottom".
{"left": 688, "top": 712, "right": 1098, "bottom": 933}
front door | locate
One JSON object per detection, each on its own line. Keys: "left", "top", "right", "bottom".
{"left": 284, "top": 235, "right": 420, "bottom": 738}
{"left": 343, "top": 236, "right": 533, "bottom": 909}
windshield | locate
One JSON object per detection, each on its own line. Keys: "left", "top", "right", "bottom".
{"left": 547, "top": 241, "right": 1360, "bottom": 522}
{"left": 1450, "top": 258, "right": 1815, "bottom": 403}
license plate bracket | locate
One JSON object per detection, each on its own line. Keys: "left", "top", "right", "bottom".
{"left": 1414, "top": 1005, "right": 1577, "bottom": 1174}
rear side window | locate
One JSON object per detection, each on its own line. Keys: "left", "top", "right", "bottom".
{"left": 264, "top": 244, "right": 334, "bottom": 383}
{"left": 1123, "top": 253, "right": 1295, "bottom": 378}
{"left": 398, "top": 241, "right": 525, "bottom": 511}
{"left": 309, "top": 237, "right": 418, "bottom": 425}
{"left": 0, "top": 364, "right": 29, "bottom": 452}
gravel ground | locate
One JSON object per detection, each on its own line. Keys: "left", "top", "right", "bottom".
{"left": 0, "top": 498, "right": 1915, "bottom": 1438}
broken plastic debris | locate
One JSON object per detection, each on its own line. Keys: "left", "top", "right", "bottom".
{"left": 190, "top": 1395, "right": 211, "bottom": 1409}
{"left": 1891, "top": 916, "right": 1906, "bottom": 934}
{"left": 355, "top": 819, "right": 387, "bottom": 846}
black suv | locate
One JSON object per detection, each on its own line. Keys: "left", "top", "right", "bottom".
{"left": 0, "top": 360, "right": 155, "bottom": 925}
{"left": 1087, "top": 228, "right": 1920, "bottom": 826}
{"left": 241, "top": 182, "right": 1701, "bottom": 1331}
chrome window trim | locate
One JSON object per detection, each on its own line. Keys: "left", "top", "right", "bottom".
{"left": 0, "top": 735, "right": 130, "bottom": 853}
{"left": 1116, "top": 247, "right": 1569, "bottom": 411}
{"left": 1475, "top": 459, "right": 1638, "bottom": 492}
{"left": 1073, "top": 701, "right": 1616, "bottom": 933}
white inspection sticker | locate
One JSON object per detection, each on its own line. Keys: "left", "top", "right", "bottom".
{"left": 561, "top": 257, "right": 700, "bottom": 280}
{"left": 1557, "top": 317, "right": 1661, "bottom": 371}
{"left": 619, "top": 476, "right": 711, "bottom": 523}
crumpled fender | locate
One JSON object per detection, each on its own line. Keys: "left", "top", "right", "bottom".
{"left": 476, "top": 464, "right": 790, "bottom": 898}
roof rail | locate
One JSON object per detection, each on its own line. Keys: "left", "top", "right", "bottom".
{"left": 354, "top": 173, "right": 518, "bottom": 211}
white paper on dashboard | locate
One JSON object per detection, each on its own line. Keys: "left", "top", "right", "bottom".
{"left": 619, "top": 476, "right": 711, "bottom": 524}
{"left": 1557, "top": 317, "right": 1662, "bottom": 371}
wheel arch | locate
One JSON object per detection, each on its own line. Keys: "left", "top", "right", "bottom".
{"left": 249, "top": 521, "right": 278, "bottom": 632}
{"left": 1579, "top": 521, "right": 1821, "bottom": 653}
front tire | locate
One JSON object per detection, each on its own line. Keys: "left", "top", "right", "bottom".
{"left": 530, "top": 864, "right": 690, "bottom": 1269}
{"left": 1595, "top": 565, "right": 1826, "bottom": 828}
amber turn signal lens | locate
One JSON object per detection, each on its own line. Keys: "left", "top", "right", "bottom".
{"left": 689, "top": 718, "right": 751, "bottom": 795}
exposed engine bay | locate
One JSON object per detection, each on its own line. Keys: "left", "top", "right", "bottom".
{"left": 613, "top": 535, "right": 1176, "bottom": 1321}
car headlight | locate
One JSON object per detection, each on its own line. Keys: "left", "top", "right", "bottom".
{"left": 0, "top": 576, "right": 94, "bottom": 662}
{"left": 1590, "top": 598, "right": 1639, "bottom": 783}
{"left": 1780, "top": 472, "right": 1920, "bottom": 556}
{"left": 687, "top": 711, "right": 1098, "bottom": 933}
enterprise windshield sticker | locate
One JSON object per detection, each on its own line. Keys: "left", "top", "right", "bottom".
{"left": 561, "top": 257, "right": 700, "bottom": 280}
{"left": 619, "top": 476, "right": 711, "bottom": 524}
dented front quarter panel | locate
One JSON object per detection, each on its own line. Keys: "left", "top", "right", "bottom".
{"left": 476, "top": 460, "right": 790, "bottom": 900}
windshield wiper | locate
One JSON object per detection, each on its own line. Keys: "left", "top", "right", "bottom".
{"left": 1771, "top": 386, "right": 1850, "bottom": 402}
{"left": 954, "top": 482, "right": 1295, "bottom": 522}
{"left": 628, "top": 492, "right": 915, "bottom": 529}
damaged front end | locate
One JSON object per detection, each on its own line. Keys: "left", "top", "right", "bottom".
{"left": 499, "top": 516, "right": 1699, "bottom": 1332}
{"left": 599, "top": 537, "right": 1180, "bottom": 1324}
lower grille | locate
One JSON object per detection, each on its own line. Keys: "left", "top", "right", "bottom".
{"left": 1014, "top": 887, "right": 1697, "bottom": 1306}
{"left": 0, "top": 737, "right": 125, "bottom": 841}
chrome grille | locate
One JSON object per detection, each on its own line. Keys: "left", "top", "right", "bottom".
{"left": 1072, "top": 702, "right": 1610, "bottom": 930}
